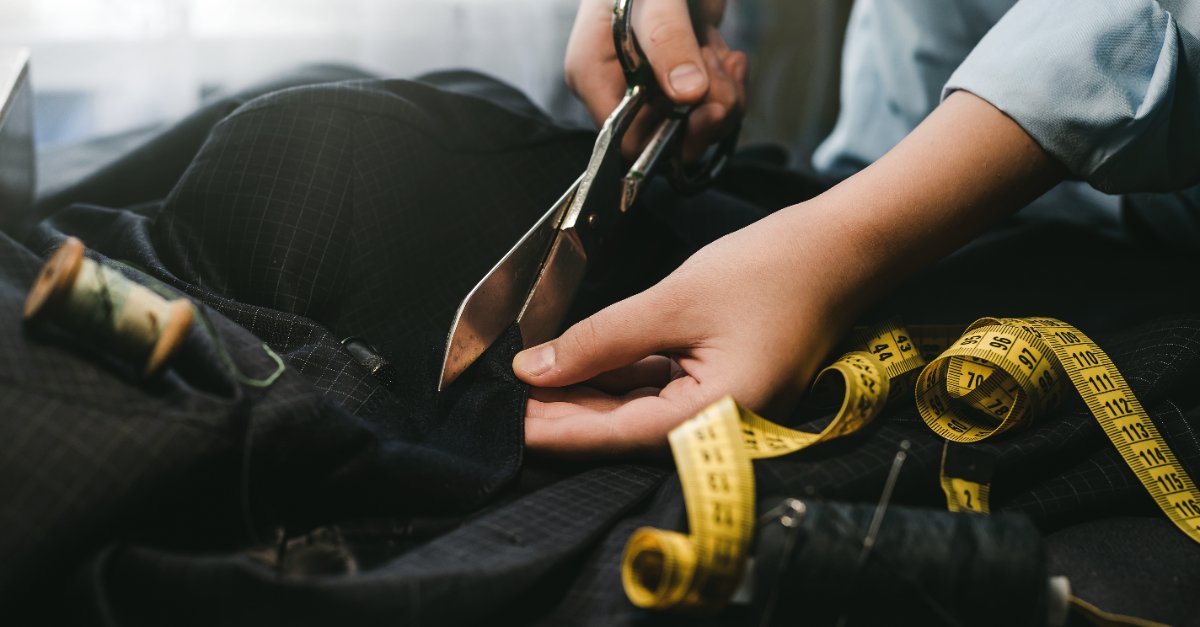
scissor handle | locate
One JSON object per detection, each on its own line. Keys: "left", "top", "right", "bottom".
{"left": 611, "top": 0, "right": 738, "bottom": 195}
{"left": 612, "top": 0, "right": 651, "bottom": 83}
{"left": 664, "top": 109, "right": 739, "bottom": 195}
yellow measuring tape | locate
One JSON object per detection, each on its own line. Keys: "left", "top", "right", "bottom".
{"left": 620, "top": 323, "right": 928, "bottom": 610}
{"left": 621, "top": 316, "right": 1200, "bottom": 615}
{"left": 922, "top": 317, "right": 1200, "bottom": 529}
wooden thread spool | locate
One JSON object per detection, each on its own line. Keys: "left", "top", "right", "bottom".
{"left": 24, "top": 237, "right": 193, "bottom": 377}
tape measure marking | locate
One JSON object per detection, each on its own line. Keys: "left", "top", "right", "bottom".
{"left": 939, "top": 442, "right": 993, "bottom": 514}
{"left": 622, "top": 325, "right": 915, "bottom": 611}
{"left": 1023, "top": 319, "right": 1200, "bottom": 537}
{"left": 915, "top": 318, "right": 1200, "bottom": 540}
{"left": 622, "top": 317, "right": 1200, "bottom": 615}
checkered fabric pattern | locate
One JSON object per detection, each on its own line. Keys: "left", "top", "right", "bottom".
{"left": 2, "top": 72, "right": 1198, "bottom": 625}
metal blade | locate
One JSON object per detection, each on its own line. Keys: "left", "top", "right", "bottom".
{"left": 517, "top": 226, "right": 588, "bottom": 348}
{"left": 438, "top": 178, "right": 581, "bottom": 390}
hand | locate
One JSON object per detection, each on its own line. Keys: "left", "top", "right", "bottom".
{"left": 515, "top": 92, "right": 1067, "bottom": 458}
{"left": 564, "top": 0, "right": 747, "bottom": 161}
{"left": 515, "top": 201, "right": 861, "bottom": 457}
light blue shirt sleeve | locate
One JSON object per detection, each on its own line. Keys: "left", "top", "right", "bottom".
{"left": 812, "top": 0, "right": 1013, "bottom": 180}
{"left": 943, "top": 0, "right": 1200, "bottom": 194}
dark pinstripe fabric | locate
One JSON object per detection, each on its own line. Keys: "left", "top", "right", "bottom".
{"left": 2, "top": 73, "right": 1198, "bottom": 625}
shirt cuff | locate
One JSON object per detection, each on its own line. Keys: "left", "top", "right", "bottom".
{"left": 942, "top": 0, "right": 1186, "bottom": 194}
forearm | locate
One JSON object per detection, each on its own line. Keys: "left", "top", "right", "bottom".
{"left": 518, "top": 87, "right": 1069, "bottom": 453}
{"left": 776, "top": 91, "right": 1067, "bottom": 317}
{"left": 944, "top": 0, "right": 1200, "bottom": 193}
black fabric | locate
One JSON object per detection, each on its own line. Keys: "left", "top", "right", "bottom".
{"left": 32, "top": 64, "right": 377, "bottom": 230}
{"left": 2, "top": 71, "right": 1199, "bottom": 625}
{"left": 1047, "top": 516, "right": 1200, "bottom": 626}
{"left": 5, "top": 74, "right": 597, "bottom": 621}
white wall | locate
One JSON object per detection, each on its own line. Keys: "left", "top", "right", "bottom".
{"left": 0, "top": 0, "right": 852, "bottom": 166}
{"left": 0, "top": 0, "right": 582, "bottom": 145}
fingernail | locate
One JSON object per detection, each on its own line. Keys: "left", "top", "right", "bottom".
{"left": 669, "top": 63, "right": 705, "bottom": 96}
{"left": 514, "top": 345, "right": 555, "bottom": 377}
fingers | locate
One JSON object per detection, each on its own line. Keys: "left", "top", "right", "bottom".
{"left": 513, "top": 289, "right": 695, "bottom": 388}
{"left": 524, "top": 355, "right": 793, "bottom": 458}
{"left": 632, "top": 0, "right": 709, "bottom": 104}
{"left": 526, "top": 396, "right": 676, "bottom": 456}
{"left": 564, "top": 0, "right": 720, "bottom": 126}
{"left": 681, "top": 36, "right": 747, "bottom": 163}
{"left": 681, "top": 48, "right": 731, "bottom": 163}
{"left": 526, "top": 375, "right": 717, "bottom": 457}
{"left": 528, "top": 384, "right": 660, "bottom": 417}
{"left": 566, "top": 0, "right": 744, "bottom": 162}
{"left": 564, "top": 0, "right": 629, "bottom": 126}
{"left": 587, "top": 355, "right": 680, "bottom": 393}
{"left": 621, "top": 43, "right": 746, "bottom": 163}
{"left": 620, "top": 100, "right": 672, "bottom": 160}
{"left": 711, "top": 28, "right": 748, "bottom": 103}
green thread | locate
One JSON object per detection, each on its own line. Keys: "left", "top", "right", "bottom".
{"left": 190, "top": 299, "right": 286, "bottom": 388}
{"left": 105, "top": 259, "right": 286, "bottom": 388}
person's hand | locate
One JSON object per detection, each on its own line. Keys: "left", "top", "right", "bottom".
{"left": 564, "top": 0, "right": 747, "bottom": 161}
{"left": 514, "top": 92, "right": 1068, "bottom": 458}
{"left": 515, "top": 200, "right": 862, "bottom": 457}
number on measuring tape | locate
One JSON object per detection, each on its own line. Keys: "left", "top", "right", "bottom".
{"left": 622, "top": 317, "right": 1200, "bottom": 614}
{"left": 916, "top": 317, "right": 1200, "bottom": 545}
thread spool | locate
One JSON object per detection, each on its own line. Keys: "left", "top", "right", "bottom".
{"left": 750, "top": 499, "right": 1052, "bottom": 627}
{"left": 24, "top": 237, "right": 193, "bottom": 377}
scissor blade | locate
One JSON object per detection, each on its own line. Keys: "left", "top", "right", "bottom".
{"left": 517, "top": 227, "right": 588, "bottom": 348}
{"left": 438, "top": 179, "right": 580, "bottom": 390}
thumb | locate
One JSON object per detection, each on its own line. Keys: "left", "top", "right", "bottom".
{"left": 513, "top": 290, "right": 685, "bottom": 387}
{"left": 634, "top": 0, "right": 708, "bottom": 104}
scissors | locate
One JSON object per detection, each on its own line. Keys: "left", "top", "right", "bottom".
{"left": 438, "top": 0, "right": 737, "bottom": 390}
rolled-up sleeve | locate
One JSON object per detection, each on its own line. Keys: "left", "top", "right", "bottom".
{"left": 943, "top": 0, "right": 1200, "bottom": 194}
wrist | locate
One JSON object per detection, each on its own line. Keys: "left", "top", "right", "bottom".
{"left": 774, "top": 91, "right": 1066, "bottom": 317}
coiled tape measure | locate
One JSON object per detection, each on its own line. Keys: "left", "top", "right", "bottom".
{"left": 621, "top": 317, "right": 1199, "bottom": 620}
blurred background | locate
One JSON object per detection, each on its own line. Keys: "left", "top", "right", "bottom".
{"left": 0, "top": 0, "right": 851, "bottom": 175}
